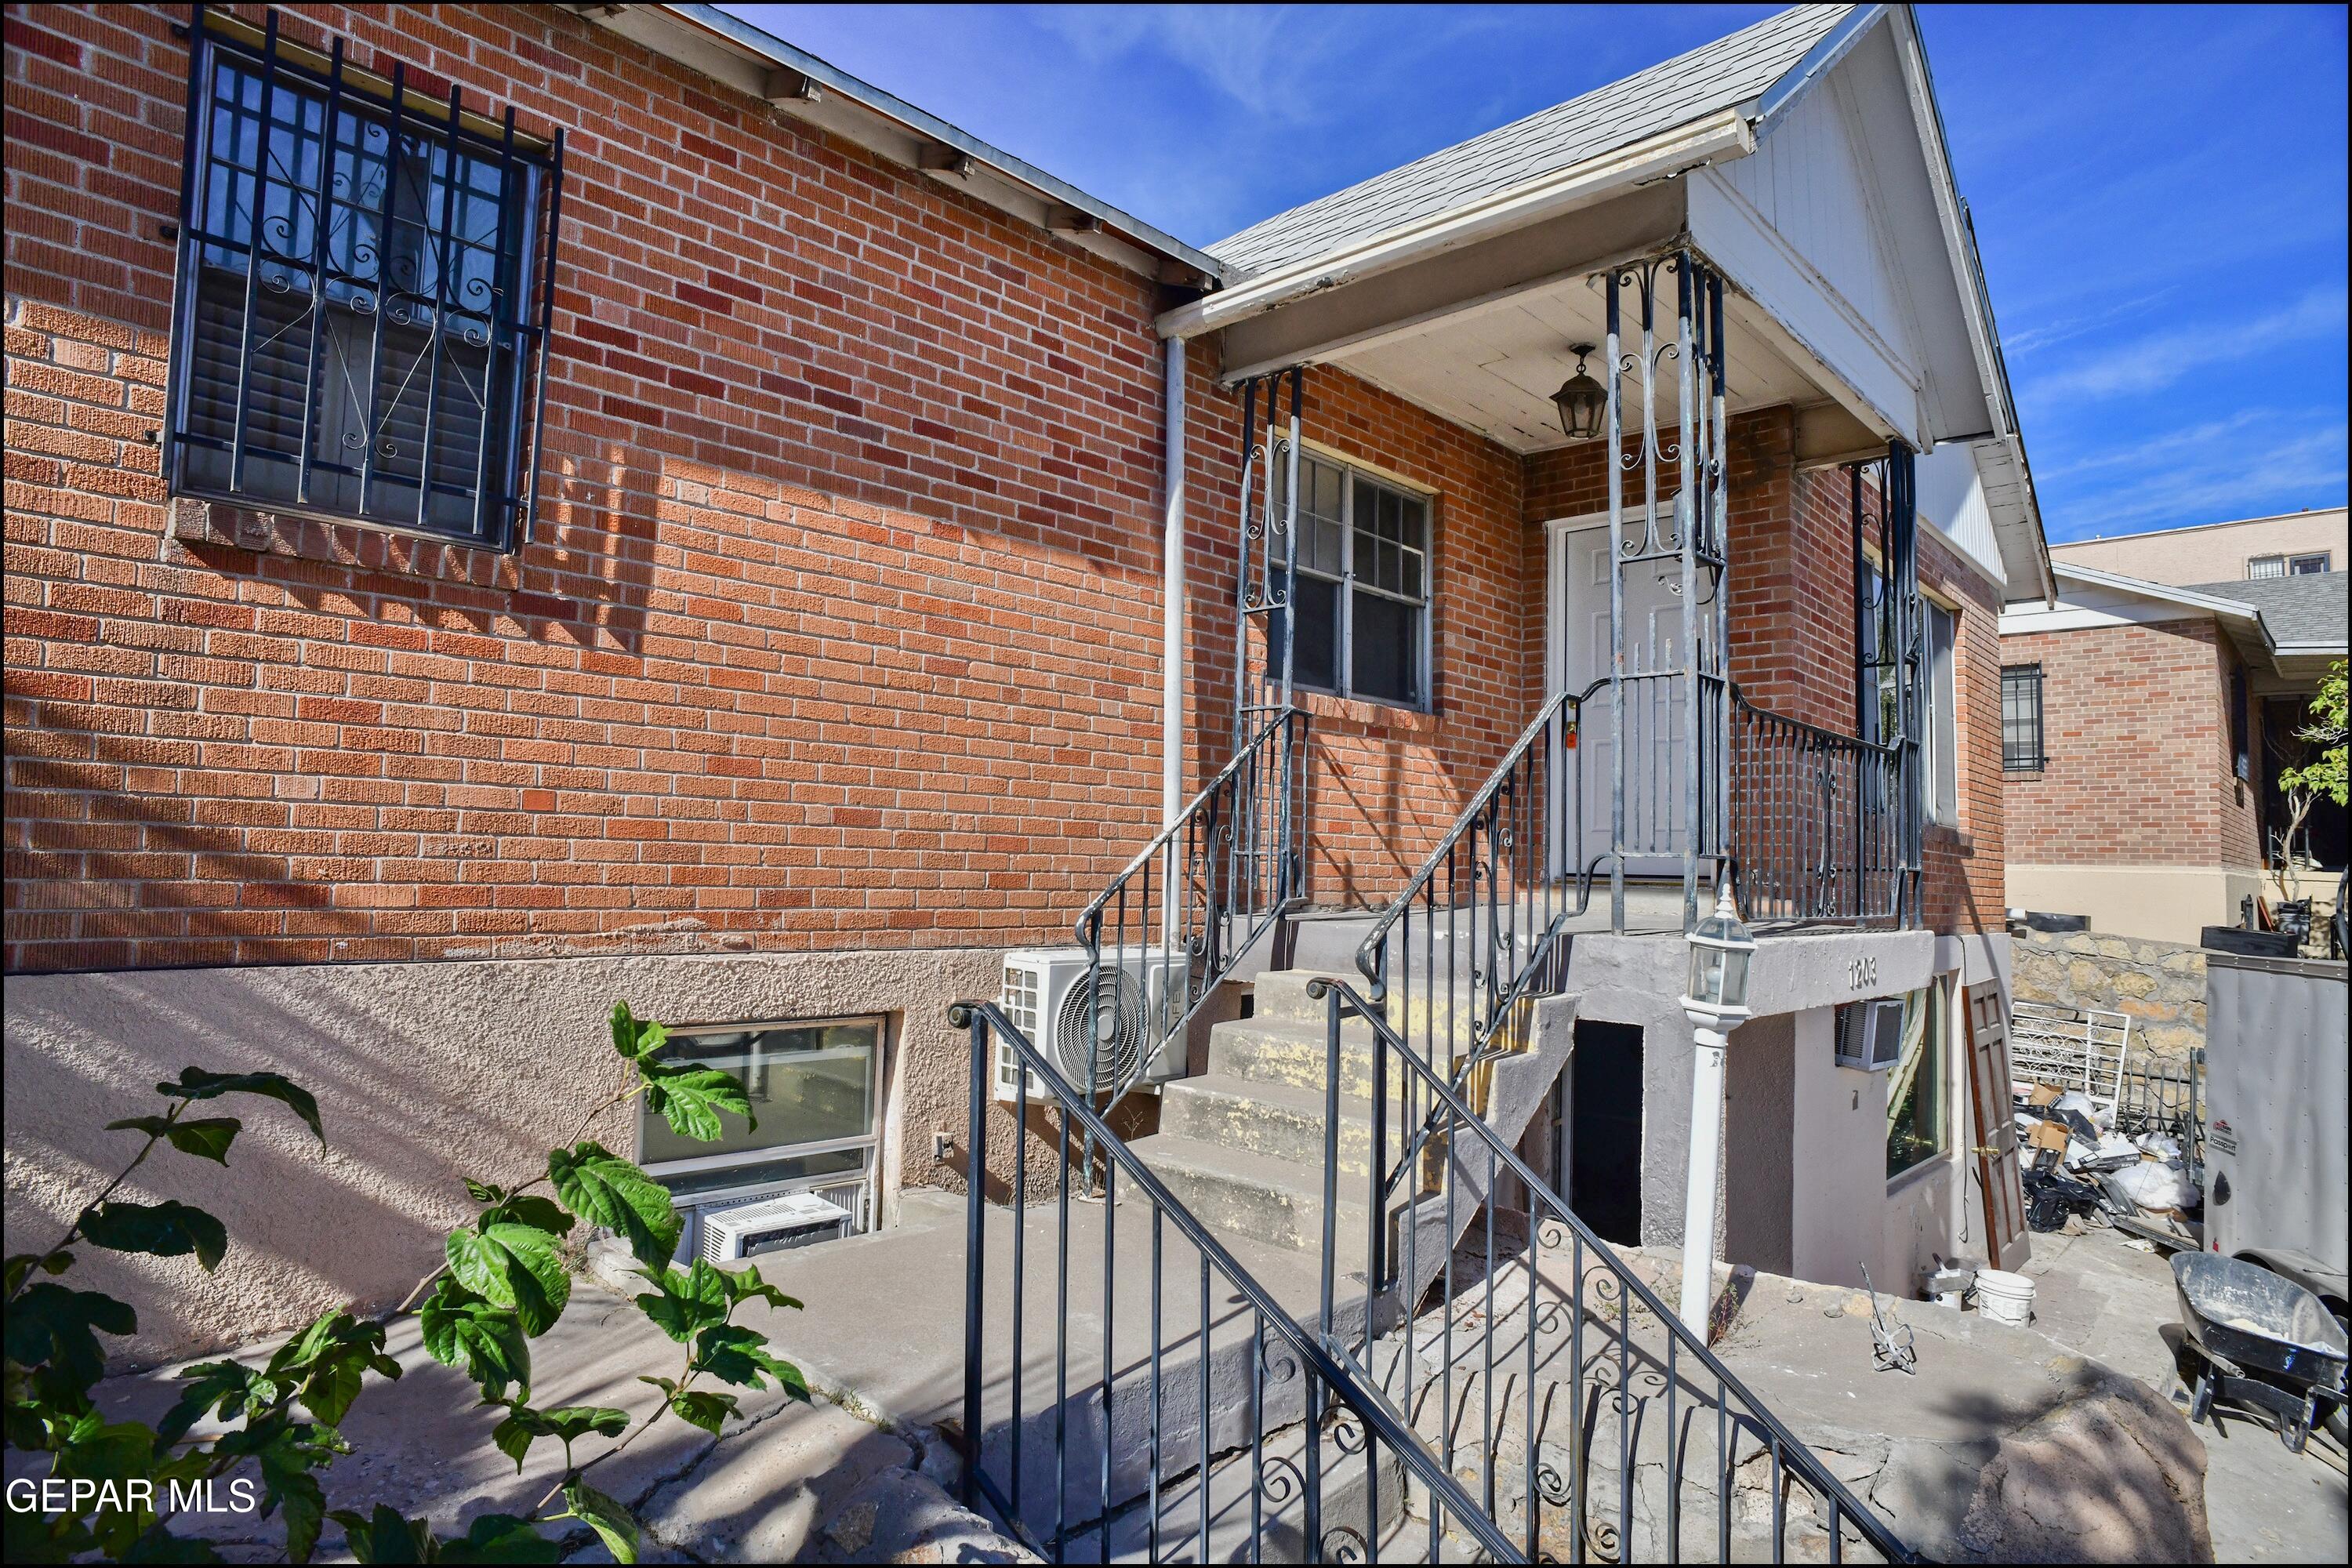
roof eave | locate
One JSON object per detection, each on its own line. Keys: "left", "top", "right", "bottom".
{"left": 575, "top": 3, "right": 1227, "bottom": 285}
{"left": 1156, "top": 108, "right": 1756, "bottom": 341}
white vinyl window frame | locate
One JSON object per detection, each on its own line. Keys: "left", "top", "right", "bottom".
{"left": 1279, "top": 450, "right": 1435, "bottom": 712}
{"left": 632, "top": 1014, "right": 886, "bottom": 1187}
{"left": 2246, "top": 554, "right": 2287, "bottom": 579}
{"left": 1923, "top": 599, "right": 1959, "bottom": 828}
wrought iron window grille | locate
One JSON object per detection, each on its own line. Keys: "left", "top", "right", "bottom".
{"left": 2001, "top": 662, "right": 2047, "bottom": 772}
{"left": 163, "top": 6, "right": 564, "bottom": 553}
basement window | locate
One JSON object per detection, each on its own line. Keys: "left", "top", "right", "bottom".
{"left": 636, "top": 1016, "right": 884, "bottom": 1264}
{"left": 1886, "top": 982, "right": 1947, "bottom": 1181}
{"left": 164, "top": 13, "right": 562, "bottom": 550}
{"left": 1270, "top": 452, "right": 1433, "bottom": 709}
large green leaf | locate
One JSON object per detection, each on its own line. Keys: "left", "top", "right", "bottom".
{"left": 418, "top": 1279, "right": 531, "bottom": 1401}
{"left": 488, "top": 1403, "right": 630, "bottom": 1472}
{"left": 263, "top": 1310, "right": 401, "bottom": 1425}
{"left": 718, "top": 1260, "right": 804, "bottom": 1315}
{"left": 104, "top": 1115, "right": 243, "bottom": 1166}
{"left": 78, "top": 1200, "right": 228, "bottom": 1272}
{"left": 631, "top": 1261, "right": 728, "bottom": 1344}
{"left": 210, "top": 1417, "right": 345, "bottom": 1565}
{"left": 688, "top": 1324, "right": 808, "bottom": 1399}
{"left": 118, "top": 1523, "right": 223, "bottom": 1562}
{"left": 546, "top": 1142, "right": 677, "bottom": 1269}
{"left": 608, "top": 1002, "right": 666, "bottom": 1064}
{"left": 481, "top": 1194, "right": 574, "bottom": 1239}
{"left": 561, "top": 1476, "right": 637, "bottom": 1565}
{"left": 5, "top": 1282, "right": 136, "bottom": 1392}
{"left": 154, "top": 1069, "right": 321, "bottom": 1145}
{"left": 157, "top": 1359, "right": 279, "bottom": 1447}
{"left": 434, "top": 1514, "right": 560, "bottom": 1564}
{"left": 637, "top": 1065, "right": 754, "bottom": 1144}
{"left": 445, "top": 1224, "right": 570, "bottom": 1337}
{"left": 328, "top": 1505, "right": 430, "bottom": 1564}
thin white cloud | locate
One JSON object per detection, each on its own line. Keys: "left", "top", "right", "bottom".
{"left": 2024, "top": 285, "right": 2347, "bottom": 402}
{"left": 2045, "top": 416, "right": 2348, "bottom": 539}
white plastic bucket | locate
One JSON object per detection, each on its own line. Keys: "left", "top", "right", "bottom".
{"left": 1973, "top": 1267, "right": 2036, "bottom": 1325}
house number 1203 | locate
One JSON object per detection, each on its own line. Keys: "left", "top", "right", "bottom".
{"left": 1846, "top": 956, "right": 1877, "bottom": 990}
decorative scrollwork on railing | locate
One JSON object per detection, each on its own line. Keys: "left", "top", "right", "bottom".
{"left": 1319, "top": 1525, "right": 1370, "bottom": 1563}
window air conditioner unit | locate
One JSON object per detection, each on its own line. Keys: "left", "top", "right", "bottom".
{"left": 700, "top": 1191, "right": 852, "bottom": 1265}
{"left": 996, "top": 946, "right": 1189, "bottom": 1102}
{"left": 1834, "top": 997, "right": 1906, "bottom": 1072}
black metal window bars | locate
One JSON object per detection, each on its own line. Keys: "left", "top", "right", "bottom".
{"left": 2001, "top": 663, "right": 2047, "bottom": 773}
{"left": 164, "top": 6, "right": 564, "bottom": 551}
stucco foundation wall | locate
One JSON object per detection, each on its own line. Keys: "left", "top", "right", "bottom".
{"left": 2009, "top": 927, "right": 2208, "bottom": 1061}
{"left": 2005, "top": 863, "right": 2266, "bottom": 950}
{"left": 2, "top": 946, "right": 1016, "bottom": 1364}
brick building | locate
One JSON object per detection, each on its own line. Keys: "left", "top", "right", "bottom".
{"left": 2002, "top": 516, "right": 2349, "bottom": 943}
{"left": 8, "top": 2, "right": 2053, "bottom": 1361}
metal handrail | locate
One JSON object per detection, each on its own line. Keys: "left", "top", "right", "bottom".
{"left": 1352, "top": 681, "right": 1599, "bottom": 1000}
{"left": 1727, "top": 684, "right": 1917, "bottom": 927}
{"left": 953, "top": 998, "right": 1515, "bottom": 1562}
{"left": 1307, "top": 975, "right": 1921, "bottom": 1563}
{"left": 1073, "top": 706, "right": 1305, "bottom": 1118}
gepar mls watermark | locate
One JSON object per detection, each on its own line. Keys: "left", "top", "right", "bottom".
{"left": 7, "top": 1477, "right": 261, "bottom": 1515}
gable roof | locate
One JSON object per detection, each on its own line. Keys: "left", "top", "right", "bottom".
{"left": 1209, "top": 5, "right": 1857, "bottom": 278}
{"left": 2182, "top": 575, "right": 2350, "bottom": 651}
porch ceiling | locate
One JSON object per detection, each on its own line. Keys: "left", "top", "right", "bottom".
{"left": 1323, "top": 269, "right": 1835, "bottom": 456}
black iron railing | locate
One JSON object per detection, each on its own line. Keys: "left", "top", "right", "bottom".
{"left": 2114, "top": 1048, "right": 2205, "bottom": 1183}
{"left": 1728, "top": 688, "right": 1915, "bottom": 925}
{"left": 1350, "top": 685, "right": 1593, "bottom": 1193}
{"left": 953, "top": 999, "right": 1513, "bottom": 1562}
{"left": 1070, "top": 708, "right": 1306, "bottom": 1119}
{"left": 1308, "top": 975, "right": 1918, "bottom": 1563}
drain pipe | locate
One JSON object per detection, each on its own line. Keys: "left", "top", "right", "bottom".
{"left": 1160, "top": 336, "right": 1186, "bottom": 829}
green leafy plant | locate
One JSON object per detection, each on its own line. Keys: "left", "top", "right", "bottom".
{"left": 3, "top": 1003, "right": 809, "bottom": 1563}
{"left": 2272, "top": 659, "right": 2348, "bottom": 909}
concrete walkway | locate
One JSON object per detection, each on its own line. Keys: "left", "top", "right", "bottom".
{"left": 2019, "top": 1227, "right": 2348, "bottom": 1565}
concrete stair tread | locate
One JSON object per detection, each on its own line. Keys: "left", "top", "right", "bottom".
{"left": 1161, "top": 1069, "right": 1410, "bottom": 1126}
{"left": 1131, "top": 1131, "right": 1364, "bottom": 1213}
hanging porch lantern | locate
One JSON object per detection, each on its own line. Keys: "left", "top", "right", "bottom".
{"left": 1551, "top": 343, "right": 1606, "bottom": 442}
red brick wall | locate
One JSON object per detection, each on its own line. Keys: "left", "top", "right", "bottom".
{"left": 5, "top": 1, "right": 1192, "bottom": 971}
{"left": 1175, "top": 364, "right": 1532, "bottom": 907}
{"left": 2004, "top": 615, "right": 2259, "bottom": 872}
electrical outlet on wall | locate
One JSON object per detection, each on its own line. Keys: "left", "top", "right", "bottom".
{"left": 934, "top": 1131, "right": 953, "bottom": 1163}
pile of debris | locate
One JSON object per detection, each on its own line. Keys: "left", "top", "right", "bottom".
{"left": 2013, "top": 1080, "right": 2202, "bottom": 1246}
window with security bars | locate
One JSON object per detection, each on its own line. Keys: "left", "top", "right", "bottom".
{"left": 2000, "top": 664, "right": 2045, "bottom": 773}
{"left": 1269, "top": 453, "right": 1433, "bottom": 708}
{"left": 165, "top": 10, "right": 563, "bottom": 551}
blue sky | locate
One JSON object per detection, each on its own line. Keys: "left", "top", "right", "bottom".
{"left": 721, "top": 4, "right": 2349, "bottom": 543}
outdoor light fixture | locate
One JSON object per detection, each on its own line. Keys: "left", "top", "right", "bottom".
{"left": 1677, "top": 879, "right": 1757, "bottom": 1335}
{"left": 1551, "top": 343, "right": 1606, "bottom": 442}
{"left": 1682, "top": 881, "right": 1757, "bottom": 1032}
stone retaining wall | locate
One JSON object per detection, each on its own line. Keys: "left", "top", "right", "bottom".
{"left": 2010, "top": 929, "right": 2205, "bottom": 1061}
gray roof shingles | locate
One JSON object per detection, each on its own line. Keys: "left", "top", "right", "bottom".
{"left": 1207, "top": 4, "right": 1853, "bottom": 278}
{"left": 2184, "top": 575, "right": 2350, "bottom": 649}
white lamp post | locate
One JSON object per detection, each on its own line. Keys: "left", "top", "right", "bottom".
{"left": 1678, "top": 881, "right": 1756, "bottom": 1334}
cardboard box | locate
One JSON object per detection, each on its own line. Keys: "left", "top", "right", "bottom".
{"left": 2027, "top": 1120, "right": 2071, "bottom": 1153}
{"left": 2027, "top": 1083, "right": 2063, "bottom": 1107}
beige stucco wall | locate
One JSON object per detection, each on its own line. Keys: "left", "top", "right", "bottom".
{"left": 2006, "top": 862, "right": 2268, "bottom": 946}
{"left": 2049, "top": 508, "right": 2348, "bottom": 586}
{"left": 2, "top": 947, "right": 1006, "bottom": 1365}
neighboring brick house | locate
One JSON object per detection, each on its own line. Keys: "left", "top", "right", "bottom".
{"left": 8, "top": 2, "right": 2053, "bottom": 1359}
{"left": 2002, "top": 514, "right": 2350, "bottom": 943}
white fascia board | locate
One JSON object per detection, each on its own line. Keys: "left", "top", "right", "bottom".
{"left": 1754, "top": 4, "right": 1893, "bottom": 127}
{"left": 1156, "top": 110, "right": 1756, "bottom": 341}
{"left": 1686, "top": 169, "right": 1922, "bottom": 445}
{"left": 597, "top": 5, "right": 1224, "bottom": 283}
{"left": 2049, "top": 563, "right": 2270, "bottom": 625}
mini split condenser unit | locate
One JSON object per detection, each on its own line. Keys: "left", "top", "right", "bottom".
{"left": 1834, "top": 997, "right": 1907, "bottom": 1071}
{"left": 995, "top": 946, "right": 1189, "bottom": 1102}
{"left": 699, "top": 1191, "right": 852, "bottom": 1264}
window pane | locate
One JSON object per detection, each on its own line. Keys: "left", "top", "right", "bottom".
{"left": 2290, "top": 553, "right": 2330, "bottom": 575}
{"left": 1928, "top": 603, "right": 1957, "bottom": 823}
{"left": 2001, "top": 666, "right": 2043, "bottom": 772}
{"left": 2247, "top": 555, "right": 2286, "bottom": 579}
{"left": 640, "top": 1019, "right": 879, "bottom": 1167}
{"left": 1352, "top": 588, "right": 1421, "bottom": 705}
{"left": 1886, "top": 984, "right": 1944, "bottom": 1178}
{"left": 170, "top": 39, "right": 544, "bottom": 547}
{"left": 1286, "top": 574, "right": 1340, "bottom": 692}
{"left": 654, "top": 1147, "right": 866, "bottom": 1201}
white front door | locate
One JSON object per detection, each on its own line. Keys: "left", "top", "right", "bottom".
{"left": 1546, "top": 517, "right": 1704, "bottom": 877}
